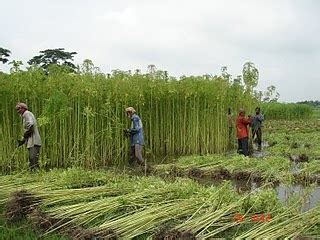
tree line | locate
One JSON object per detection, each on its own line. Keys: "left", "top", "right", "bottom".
{"left": 1, "top": 46, "right": 282, "bottom": 103}
{"left": 1, "top": 47, "right": 77, "bottom": 73}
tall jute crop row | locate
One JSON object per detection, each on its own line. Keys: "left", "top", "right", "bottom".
{"left": 262, "top": 103, "right": 312, "bottom": 120}
{"left": 0, "top": 69, "right": 256, "bottom": 172}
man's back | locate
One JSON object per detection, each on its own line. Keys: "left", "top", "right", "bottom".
{"left": 22, "top": 110, "right": 42, "bottom": 148}
{"left": 252, "top": 113, "right": 264, "bottom": 129}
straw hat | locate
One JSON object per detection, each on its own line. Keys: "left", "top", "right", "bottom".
{"left": 125, "top": 107, "right": 136, "bottom": 113}
{"left": 16, "top": 102, "right": 28, "bottom": 110}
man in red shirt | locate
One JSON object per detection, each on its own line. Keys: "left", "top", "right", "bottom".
{"left": 236, "top": 109, "right": 252, "bottom": 156}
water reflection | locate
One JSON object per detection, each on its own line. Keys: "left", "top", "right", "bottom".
{"left": 194, "top": 176, "right": 320, "bottom": 212}
{"left": 276, "top": 184, "right": 320, "bottom": 211}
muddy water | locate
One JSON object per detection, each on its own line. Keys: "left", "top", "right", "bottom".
{"left": 251, "top": 141, "right": 269, "bottom": 158}
{"left": 194, "top": 177, "right": 320, "bottom": 211}
{"left": 290, "top": 162, "right": 301, "bottom": 174}
{"left": 220, "top": 140, "right": 319, "bottom": 210}
{"left": 276, "top": 184, "right": 320, "bottom": 211}
{"left": 195, "top": 177, "right": 260, "bottom": 193}
{"left": 226, "top": 141, "right": 269, "bottom": 158}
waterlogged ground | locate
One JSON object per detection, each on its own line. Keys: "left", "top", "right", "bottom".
{"left": 1, "top": 168, "right": 320, "bottom": 239}
{"left": 1, "top": 120, "right": 320, "bottom": 239}
{"left": 156, "top": 120, "right": 320, "bottom": 206}
{"left": 195, "top": 176, "right": 320, "bottom": 212}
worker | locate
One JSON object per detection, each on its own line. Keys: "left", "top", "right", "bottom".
{"left": 236, "top": 109, "right": 251, "bottom": 156}
{"left": 251, "top": 107, "right": 264, "bottom": 150}
{"left": 16, "top": 102, "right": 42, "bottom": 170}
{"left": 124, "top": 107, "right": 145, "bottom": 166}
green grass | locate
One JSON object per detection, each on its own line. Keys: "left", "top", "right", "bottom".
{"left": 312, "top": 107, "right": 320, "bottom": 119}
{"left": 0, "top": 213, "right": 67, "bottom": 240}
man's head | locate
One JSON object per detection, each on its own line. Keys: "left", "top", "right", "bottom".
{"left": 239, "top": 108, "right": 245, "bottom": 116}
{"left": 228, "top": 108, "right": 231, "bottom": 115}
{"left": 15, "top": 102, "right": 28, "bottom": 115}
{"left": 125, "top": 107, "right": 136, "bottom": 118}
{"left": 255, "top": 107, "right": 261, "bottom": 115}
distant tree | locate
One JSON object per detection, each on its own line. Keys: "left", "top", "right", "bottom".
{"left": 242, "top": 62, "right": 259, "bottom": 93}
{"left": 233, "top": 75, "right": 242, "bottom": 86}
{"left": 28, "top": 48, "right": 77, "bottom": 72}
{"left": 221, "top": 66, "right": 232, "bottom": 82}
{"left": 9, "top": 60, "right": 23, "bottom": 73}
{"left": 134, "top": 69, "right": 141, "bottom": 75}
{"left": 203, "top": 74, "right": 212, "bottom": 80}
{"left": 147, "top": 64, "right": 156, "bottom": 78}
{"left": 254, "top": 90, "right": 263, "bottom": 101}
{"left": 164, "top": 70, "right": 168, "bottom": 80}
{"left": 296, "top": 100, "right": 320, "bottom": 107}
{"left": 156, "top": 70, "right": 170, "bottom": 80}
{"left": 81, "top": 59, "right": 100, "bottom": 75}
{"left": 0, "top": 47, "right": 11, "bottom": 64}
{"left": 263, "top": 85, "right": 280, "bottom": 102}
{"left": 111, "top": 69, "right": 131, "bottom": 78}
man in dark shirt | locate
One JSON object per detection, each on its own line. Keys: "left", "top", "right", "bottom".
{"left": 251, "top": 107, "right": 264, "bottom": 150}
{"left": 124, "top": 107, "right": 145, "bottom": 166}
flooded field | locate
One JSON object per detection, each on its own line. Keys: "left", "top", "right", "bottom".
{"left": 1, "top": 120, "right": 320, "bottom": 239}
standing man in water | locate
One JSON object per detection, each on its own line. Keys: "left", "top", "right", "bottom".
{"left": 236, "top": 109, "right": 251, "bottom": 156}
{"left": 251, "top": 107, "right": 264, "bottom": 150}
{"left": 124, "top": 107, "right": 145, "bottom": 166}
{"left": 16, "top": 102, "right": 42, "bottom": 170}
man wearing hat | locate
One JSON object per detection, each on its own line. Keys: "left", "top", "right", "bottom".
{"left": 16, "top": 102, "right": 42, "bottom": 170}
{"left": 124, "top": 107, "right": 145, "bottom": 166}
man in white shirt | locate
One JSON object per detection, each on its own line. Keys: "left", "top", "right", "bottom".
{"left": 16, "top": 102, "right": 42, "bottom": 170}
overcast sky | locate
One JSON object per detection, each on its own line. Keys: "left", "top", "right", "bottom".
{"left": 1, "top": 0, "right": 319, "bottom": 102}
